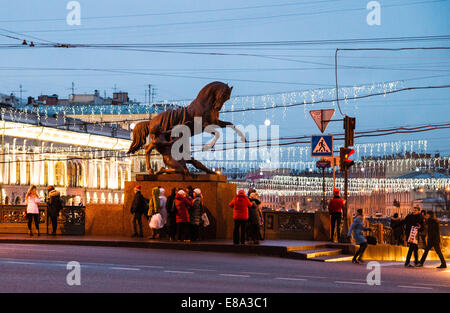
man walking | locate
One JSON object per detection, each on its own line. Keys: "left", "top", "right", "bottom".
{"left": 328, "top": 188, "right": 344, "bottom": 242}
{"left": 130, "top": 185, "right": 147, "bottom": 238}
{"left": 403, "top": 207, "right": 424, "bottom": 267}
{"left": 417, "top": 211, "right": 447, "bottom": 269}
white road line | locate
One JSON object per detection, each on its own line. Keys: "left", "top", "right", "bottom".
{"left": 413, "top": 283, "right": 450, "bottom": 288}
{"left": 275, "top": 277, "right": 307, "bottom": 281}
{"left": 240, "top": 272, "right": 269, "bottom": 275}
{"left": 164, "top": 270, "right": 194, "bottom": 274}
{"left": 335, "top": 281, "right": 367, "bottom": 285}
{"left": 109, "top": 267, "right": 140, "bottom": 271}
{"left": 139, "top": 265, "right": 164, "bottom": 269}
{"left": 219, "top": 274, "right": 250, "bottom": 278}
{"left": 5, "top": 261, "right": 36, "bottom": 265}
{"left": 186, "top": 268, "right": 217, "bottom": 272}
{"left": 398, "top": 285, "right": 433, "bottom": 290}
{"left": 295, "top": 275, "right": 327, "bottom": 279}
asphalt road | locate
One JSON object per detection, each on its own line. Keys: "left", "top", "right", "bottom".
{"left": 0, "top": 243, "right": 448, "bottom": 293}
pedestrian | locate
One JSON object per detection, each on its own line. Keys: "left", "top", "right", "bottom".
{"left": 419, "top": 210, "right": 428, "bottom": 248}
{"left": 148, "top": 187, "right": 164, "bottom": 239}
{"left": 390, "top": 213, "right": 404, "bottom": 245}
{"left": 248, "top": 192, "right": 262, "bottom": 244}
{"left": 46, "top": 186, "right": 63, "bottom": 235}
{"left": 175, "top": 189, "right": 193, "bottom": 242}
{"left": 159, "top": 188, "right": 167, "bottom": 234}
{"left": 186, "top": 185, "right": 194, "bottom": 199}
{"left": 229, "top": 189, "right": 252, "bottom": 245}
{"left": 417, "top": 211, "right": 447, "bottom": 269}
{"left": 348, "top": 209, "right": 371, "bottom": 264}
{"left": 402, "top": 206, "right": 424, "bottom": 267}
{"left": 25, "top": 185, "right": 41, "bottom": 236}
{"left": 190, "top": 188, "right": 203, "bottom": 241}
{"left": 166, "top": 187, "right": 178, "bottom": 241}
{"left": 130, "top": 185, "right": 147, "bottom": 238}
{"left": 328, "top": 188, "right": 344, "bottom": 242}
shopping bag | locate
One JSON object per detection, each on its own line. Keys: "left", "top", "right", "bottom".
{"left": 407, "top": 226, "right": 419, "bottom": 244}
{"left": 149, "top": 213, "right": 164, "bottom": 229}
{"left": 201, "top": 212, "right": 210, "bottom": 227}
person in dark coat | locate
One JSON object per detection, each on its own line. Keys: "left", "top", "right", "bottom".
{"left": 190, "top": 188, "right": 203, "bottom": 241}
{"left": 390, "top": 213, "right": 404, "bottom": 246}
{"left": 130, "top": 185, "right": 147, "bottom": 238}
{"left": 328, "top": 188, "right": 345, "bottom": 242}
{"left": 248, "top": 192, "right": 262, "bottom": 244}
{"left": 418, "top": 210, "right": 428, "bottom": 248}
{"left": 166, "top": 187, "right": 178, "bottom": 241}
{"left": 47, "top": 186, "right": 63, "bottom": 235}
{"left": 229, "top": 190, "right": 252, "bottom": 245}
{"left": 402, "top": 207, "right": 424, "bottom": 267}
{"left": 417, "top": 211, "right": 447, "bottom": 268}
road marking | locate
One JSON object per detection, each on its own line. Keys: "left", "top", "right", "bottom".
{"left": 5, "top": 261, "right": 36, "bottom": 265}
{"left": 398, "top": 285, "right": 433, "bottom": 290}
{"left": 139, "top": 265, "right": 164, "bottom": 269}
{"left": 413, "top": 283, "right": 450, "bottom": 288}
{"left": 335, "top": 281, "right": 367, "bottom": 285}
{"left": 295, "top": 275, "right": 327, "bottom": 279}
{"left": 109, "top": 267, "right": 141, "bottom": 271}
{"left": 219, "top": 274, "right": 250, "bottom": 278}
{"left": 186, "top": 268, "right": 217, "bottom": 272}
{"left": 164, "top": 270, "right": 194, "bottom": 274}
{"left": 240, "top": 271, "right": 269, "bottom": 275}
{"left": 275, "top": 277, "right": 307, "bottom": 281}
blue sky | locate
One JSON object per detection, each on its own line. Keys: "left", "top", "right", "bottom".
{"left": 0, "top": 0, "right": 449, "bottom": 155}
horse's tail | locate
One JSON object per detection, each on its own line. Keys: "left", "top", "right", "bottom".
{"left": 127, "top": 121, "right": 150, "bottom": 154}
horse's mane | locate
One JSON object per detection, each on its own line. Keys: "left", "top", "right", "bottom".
{"left": 187, "top": 81, "right": 231, "bottom": 116}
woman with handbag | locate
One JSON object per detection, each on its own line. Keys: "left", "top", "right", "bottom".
{"left": 348, "top": 209, "right": 371, "bottom": 264}
{"left": 25, "top": 185, "right": 41, "bottom": 236}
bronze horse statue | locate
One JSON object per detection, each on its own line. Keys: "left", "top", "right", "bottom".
{"left": 127, "top": 81, "right": 247, "bottom": 175}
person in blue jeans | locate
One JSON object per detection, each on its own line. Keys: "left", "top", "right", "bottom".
{"left": 348, "top": 209, "right": 371, "bottom": 264}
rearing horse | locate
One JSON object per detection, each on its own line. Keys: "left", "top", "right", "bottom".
{"left": 127, "top": 81, "right": 247, "bottom": 174}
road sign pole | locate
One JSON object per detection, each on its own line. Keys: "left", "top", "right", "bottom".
{"left": 322, "top": 167, "right": 326, "bottom": 211}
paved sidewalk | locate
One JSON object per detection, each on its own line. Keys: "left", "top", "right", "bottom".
{"left": 0, "top": 234, "right": 335, "bottom": 259}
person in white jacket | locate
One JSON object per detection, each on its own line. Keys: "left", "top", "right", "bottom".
{"left": 25, "top": 185, "right": 41, "bottom": 236}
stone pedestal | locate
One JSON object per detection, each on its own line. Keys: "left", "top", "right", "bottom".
{"left": 124, "top": 174, "right": 237, "bottom": 239}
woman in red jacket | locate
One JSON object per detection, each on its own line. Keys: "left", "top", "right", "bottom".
{"left": 229, "top": 190, "right": 252, "bottom": 245}
{"left": 175, "top": 190, "right": 193, "bottom": 242}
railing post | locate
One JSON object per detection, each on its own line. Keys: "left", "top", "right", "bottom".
{"left": 377, "top": 223, "right": 383, "bottom": 244}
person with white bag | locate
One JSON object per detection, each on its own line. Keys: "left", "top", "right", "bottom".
{"left": 148, "top": 187, "right": 166, "bottom": 239}
{"left": 402, "top": 207, "right": 424, "bottom": 267}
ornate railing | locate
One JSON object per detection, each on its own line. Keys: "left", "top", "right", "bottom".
{"left": 0, "top": 205, "right": 85, "bottom": 235}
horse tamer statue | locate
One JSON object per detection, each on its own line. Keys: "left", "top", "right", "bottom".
{"left": 127, "top": 81, "right": 247, "bottom": 175}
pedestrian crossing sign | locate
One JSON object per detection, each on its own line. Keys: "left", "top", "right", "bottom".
{"left": 311, "top": 135, "right": 333, "bottom": 157}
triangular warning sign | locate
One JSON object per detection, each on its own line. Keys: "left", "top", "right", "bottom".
{"left": 313, "top": 137, "right": 332, "bottom": 153}
{"left": 310, "top": 109, "right": 335, "bottom": 133}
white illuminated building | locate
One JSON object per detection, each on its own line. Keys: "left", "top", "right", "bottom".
{"left": 0, "top": 108, "right": 133, "bottom": 205}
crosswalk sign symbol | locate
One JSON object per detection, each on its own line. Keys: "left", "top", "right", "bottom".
{"left": 311, "top": 135, "right": 333, "bottom": 157}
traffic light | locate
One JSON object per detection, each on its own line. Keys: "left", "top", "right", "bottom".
{"left": 344, "top": 116, "right": 356, "bottom": 146}
{"left": 339, "top": 147, "right": 355, "bottom": 171}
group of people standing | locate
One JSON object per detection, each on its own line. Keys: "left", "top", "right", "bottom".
{"left": 130, "top": 185, "right": 207, "bottom": 243}
{"left": 328, "top": 188, "right": 447, "bottom": 268}
{"left": 229, "top": 188, "right": 264, "bottom": 245}
{"left": 24, "top": 185, "right": 64, "bottom": 236}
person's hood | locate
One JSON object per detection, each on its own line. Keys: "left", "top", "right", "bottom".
{"left": 159, "top": 188, "right": 165, "bottom": 197}
{"left": 237, "top": 190, "right": 247, "bottom": 198}
{"left": 175, "top": 193, "right": 185, "bottom": 200}
{"left": 392, "top": 216, "right": 401, "bottom": 221}
{"left": 49, "top": 190, "right": 60, "bottom": 197}
{"left": 152, "top": 187, "right": 160, "bottom": 197}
